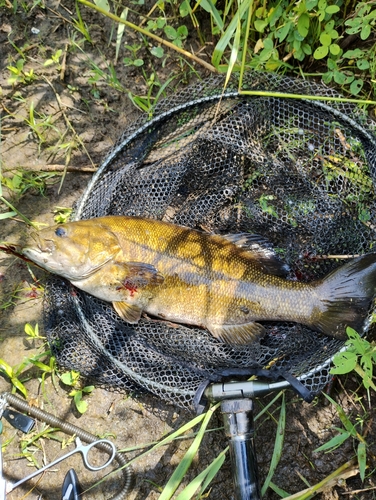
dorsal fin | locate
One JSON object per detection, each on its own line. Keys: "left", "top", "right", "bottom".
{"left": 223, "top": 233, "right": 289, "bottom": 277}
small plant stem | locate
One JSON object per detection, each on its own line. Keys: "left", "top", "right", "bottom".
{"left": 0, "top": 196, "right": 36, "bottom": 227}
{"left": 283, "top": 459, "right": 358, "bottom": 500}
{"left": 238, "top": 89, "right": 376, "bottom": 106}
{"left": 34, "top": 164, "right": 97, "bottom": 173}
{"left": 42, "top": 76, "right": 95, "bottom": 191}
{"left": 239, "top": 1, "right": 254, "bottom": 91}
{"left": 77, "top": 0, "right": 218, "bottom": 73}
{"left": 354, "top": 363, "right": 376, "bottom": 392}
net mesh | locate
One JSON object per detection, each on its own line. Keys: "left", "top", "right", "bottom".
{"left": 44, "top": 73, "right": 376, "bottom": 411}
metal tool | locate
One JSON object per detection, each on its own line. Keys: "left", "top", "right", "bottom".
{"left": 1, "top": 393, "right": 131, "bottom": 500}
{"left": 0, "top": 421, "right": 6, "bottom": 500}
{"left": 6, "top": 437, "right": 116, "bottom": 495}
{"left": 61, "top": 468, "right": 82, "bottom": 500}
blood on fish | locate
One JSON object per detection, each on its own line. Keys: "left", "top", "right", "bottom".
{"left": 117, "top": 280, "right": 138, "bottom": 297}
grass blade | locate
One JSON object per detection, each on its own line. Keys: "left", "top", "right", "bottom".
{"left": 0, "top": 211, "right": 17, "bottom": 220}
{"left": 195, "top": 0, "right": 224, "bottom": 33}
{"left": 175, "top": 447, "right": 228, "bottom": 500}
{"left": 314, "top": 430, "right": 350, "bottom": 453}
{"left": 224, "top": 13, "right": 241, "bottom": 88}
{"left": 115, "top": 8, "right": 128, "bottom": 65}
{"left": 357, "top": 441, "right": 366, "bottom": 481}
{"left": 211, "top": 0, "right": 251, "bottom": 68}
{"left": 159, "top": 404, "right": 219, "bottom": 500}
{"left": 261, "top": 391, "right": 286, "bottom": 496}
{"left": 269, "top": 480, "right": 291, "bottom": 497}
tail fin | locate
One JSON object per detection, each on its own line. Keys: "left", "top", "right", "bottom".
{"left": 315, "top": 253, "right": 376, "bottom": 339}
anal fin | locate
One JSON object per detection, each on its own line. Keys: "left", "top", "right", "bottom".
{"left": 113, "top": 301, "right": 142, "bottom": 323}
{"left": 207, "top": 322, "right": 266, "bottom": 345}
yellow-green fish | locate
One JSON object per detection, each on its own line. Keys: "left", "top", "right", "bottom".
{"left": 7, "top": 215, "right": 376, "bottom": 344}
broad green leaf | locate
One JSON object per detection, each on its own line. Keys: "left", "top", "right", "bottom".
{"left": 322, "top": 71, "right": 333, "bottom": 84}
{"left": 327, "top": 57, "right": 337, "bottom": 70}
{"left": 320, "top": 32, "right": 332, "bottom": 46}
{"left": 276, "top": 21, "right": 291, "bottom": 42}
{"left": 254, "top": 19, "right": 268, "bottom": 32}
{"left": 313, "top": 45, "right": 328, "bottom": 59}
{"left": 302, "top": 42, "right": 312, "bottom": 55}
{"left": 82, "top": 385, "right": 95, "bottom": 393}
{"left": 179, "top": 0, "right": 190, "bottom": 17}
{"left": 306, "top": 0, "right": 318, "bottom": 10}
{"left": 269, "top": 5, "right": 283, "bottom": 27}
{"left": 177, "top": 25, "right": 188, "bottom": 38}
{"left": 345, "top": 17, "right": 361, "bottom": 29}
{"left": 297, "top": 13, "right": 310, "bottom": 37}
{"left": 60, "top": 371, "right": 79, "bottom": 386}
{"left": 94, "top": 0, "right": 110, "bottom": 11}
{"left": 329, "top": 43, "right": 341, "bottom": 55}
{"left": 333, "top": 70, "right": 346, "bottom": 85}
{"left": 325, "top": 5, "right": 340, "bottom": 14}
{"left": 350, "top": 79, "right": 363, "bottom": 95}
{"left": 344, "top": 74, "right": 355, "bottom": 84}
{"left": 343, "top": 48, "right": 364, "bottom": 58}
{"left": 345, "top": 327, "right": 367, "bottom": 354}
{"left": 151, "top": 46, "right": 164, "bottom": 58}
{"left": 74, "top": 393, "right": 88, "bottom": 414}
{"left": 164, "top": 25, "right": 177, "bottom": 40}
{"left": 361, "top": 24, "right": 371, "bottom": 40}
{"left": 331, "top": 351, "right": 357, "bottom": 374}
{"left": 356, "top": 59, "right": 370, "bottom": 70}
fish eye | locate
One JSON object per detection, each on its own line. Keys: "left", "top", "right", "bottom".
{"left": 55, "top": 227, "right": 66, "bottom": 237}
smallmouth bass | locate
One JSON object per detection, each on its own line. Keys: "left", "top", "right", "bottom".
{"left": 5, "top": 215, "right": 376, "bottom": 345}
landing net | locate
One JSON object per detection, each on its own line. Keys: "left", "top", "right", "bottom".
{"left": 44, "top": 74, "right": 376, "bottom": 411}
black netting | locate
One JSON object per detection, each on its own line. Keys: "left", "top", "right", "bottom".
{"left": 44, "top": 73, "right": 376, "bottom": 411}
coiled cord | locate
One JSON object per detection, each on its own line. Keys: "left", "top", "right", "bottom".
{"left": 2, "top": 392, "right": 132, "bottom": 499}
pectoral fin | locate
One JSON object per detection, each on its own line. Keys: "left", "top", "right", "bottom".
{"left": 121, "top": 261, "right": 164, "bottom": 288}
{"left": 207, "top": 322, "right": 266, "bottom": 345}
{"left": 113, "top": 301, "right": 143, "bottom": 323}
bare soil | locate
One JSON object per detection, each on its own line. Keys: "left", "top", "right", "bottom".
{"left": 1, "top": 2, "right": 376, "bottom": 499}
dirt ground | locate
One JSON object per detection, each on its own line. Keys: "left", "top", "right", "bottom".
{"left": 1, "top": 1, "right": 376, "bottom": 499}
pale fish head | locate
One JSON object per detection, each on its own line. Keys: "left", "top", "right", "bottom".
{"left": 22, "top": 219, "right": 121, "bottom": 280}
